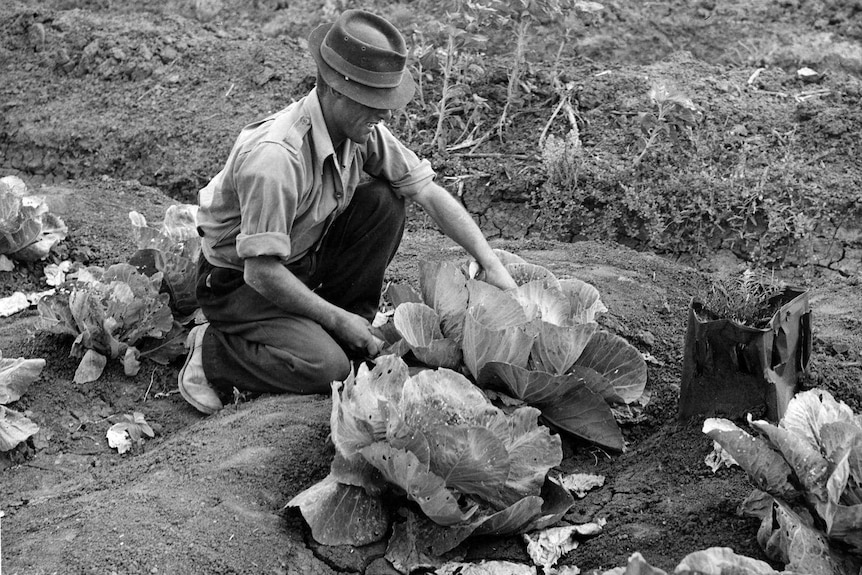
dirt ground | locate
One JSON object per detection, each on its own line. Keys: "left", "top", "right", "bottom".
{"left": 1, "top": 1, "right": 861, "bottom": 574}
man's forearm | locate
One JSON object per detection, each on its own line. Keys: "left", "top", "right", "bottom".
{"left": 416, "top": 184, "right": 498, "bottom": 266}
{"left": 413, "top": 183, "right": 517, "bottom": 290}
{"left": 243, "top": 255, "right": 383, "bottom": 354}
{"left": 243, "top": 256, "right": 342, "bottom": 330}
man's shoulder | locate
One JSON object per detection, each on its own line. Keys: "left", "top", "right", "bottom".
{"left": 267, "top": 105, "right": 313, "bottom": 154}
{"left": 239, "top": 97, "right": 313, "bottom": 156}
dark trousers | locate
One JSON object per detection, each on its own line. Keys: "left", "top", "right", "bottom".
{"left": 196, "top": 180, "right": 406, "bottom": 395}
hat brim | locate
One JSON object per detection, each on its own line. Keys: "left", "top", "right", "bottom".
{"left": 308, "top": 23, "right": 415, "bottom": 110}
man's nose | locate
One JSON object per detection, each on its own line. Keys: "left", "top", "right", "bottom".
{"left": 377, "top": 109, "right": 392, "bottom": 122}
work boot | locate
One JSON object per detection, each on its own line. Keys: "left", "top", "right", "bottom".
{"left": 178, "top": 324, "right": 223, "bottom": 414}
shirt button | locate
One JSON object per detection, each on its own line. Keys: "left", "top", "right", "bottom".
{"left": 301, "top": 117, "right": 310, "bottom": 124}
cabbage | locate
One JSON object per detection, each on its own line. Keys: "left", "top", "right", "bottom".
{"left": 36, "top": 263, "right": 184, "bottom": 382}
{"left": 0, "top": 351, "right": 45, "bottom": 451}
{"left": 704, "top": 389, "right": 862, "bottom": 574}
{"left": 128, "top": 204, "right": 201, "bottom": 318}
{"left": 0, "top": 175, "right": 67, "bottom": 261}
{"left": 386, "top": 249, "right": 648, "bottom": 451}
{"left": 288, "top": 355, "right": 573, "bottom": 550}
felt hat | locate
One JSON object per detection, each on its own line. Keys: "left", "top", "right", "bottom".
{"left": 308, "top": 9, "right": 415, "bottom": 110}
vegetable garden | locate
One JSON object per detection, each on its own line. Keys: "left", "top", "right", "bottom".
{"left": 1, "top": 0, "right": 862, "bottom": 573}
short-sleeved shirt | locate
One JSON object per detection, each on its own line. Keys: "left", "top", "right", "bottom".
{"left": 196, "top": 88, "right": 436, "bottom": 271}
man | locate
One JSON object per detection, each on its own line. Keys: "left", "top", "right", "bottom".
{"left": 178, "top": 9, "right": 517, "bottom": 414}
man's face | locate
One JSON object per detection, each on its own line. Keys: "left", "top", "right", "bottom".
{"left": 328, "top": 91, "right": 393, "bottom": 145}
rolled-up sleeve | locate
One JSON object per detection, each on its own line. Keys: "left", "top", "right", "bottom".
{"left": 362, "top": 125, "right": 436, "bottom": 199}
{"left": 234, "top": 144, "right": 302, "bottom": 261}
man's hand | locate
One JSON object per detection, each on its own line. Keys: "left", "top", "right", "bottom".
{"left": 245, "top": 256, "right": 385, "bottom": 357}
{"left": 477, "top": 260, "right": 518, "bottom": 291}
{"left": 333, "top": 311, "right": 386, "bottom": 358}
{"left": 412, "top": 183, "right": 519, "bottom": 292}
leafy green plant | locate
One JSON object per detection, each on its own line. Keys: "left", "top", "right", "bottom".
{"left": 700, "top": 268, "right": 784, "bottom": 327}
{"left": 0, "top": 175, "right": 67, "bottom": 264}
{"left": 288, "top": 354, "right": 574, "bottom": 551}
{"left": 384, "top": 249, "right": 647, "bottom": 451}
{"left": 36, "top": 263, "right": 187, "bottom": 383}
{"left": 490, "top": 0, "right": 604, "bottom": 137}
{"left": 704, "top": 389, "right": 862, "bottom": 575}
{"left": 533, "top": 96, "right": 853, "bottom": 268}
{"left": 128, "top": 204, "right": 201, "bottom": 319}
{"left": 0, "top": 351, "right": 45, "bottom": 451}
{"left": 428, "top": 2, "right": 493, "bottom": 152}
{"left": 633, "top": 83, "right": 700, "bottom": 167}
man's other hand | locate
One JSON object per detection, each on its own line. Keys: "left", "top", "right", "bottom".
{"left": 334, "top": 311, "right": 385, "bottom": 358}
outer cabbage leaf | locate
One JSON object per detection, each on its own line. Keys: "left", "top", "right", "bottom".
{"left": 537, "top": 385, "right": 624, "bottom": 451}
{"left": 0, "top": 405, "right": 40, "bottom": 451}
{"left": 531, "top": 321, "right": 597, "bottom": 375}
{"left": 676, "top": 547, "right": 786, "bottom": 574}
{"left": 424, "top": 425, "right": 510, "bottom": 504}
{"left": 0, "top": 355, "right": 46, "bottom": 404}
{"left": 466, "top": 279, "right": 529, "bottom": 330}
{"left": 419, "top": 260, "right": 469, "bottom": 342}
{"left": 512, "top": 281, "right": 571, "bottom": 325}
{"left": 399, "top": 367, "right": 494, "bottom": 430}
{"left": 360, "top": 442, "right": 475, "bottom": 526}
{"left": 472, "top": 495, "right": 544, "bottom": 537}
{"left": 129, "top": 205, "right": 201, "bottom": 317}
{"left": 385, "top": 507, "right": 474, "bottom": 571}
{"left": 74, "top": 349, "right": 108, "bottom": 384}
{"left": 757, "top": 498, "right": 850, "bottom": 575}
{"left": 780, "top": 389, "right": 856, "bottom": 450}
{"left": 819, "top": 450, "right": 862, "bottom": 553}
{"left": 750, "top": 417, "right": 829, "bottom": 500}
{"left": 703, "top": 418, "right": 797, "bottom": 498}
{"left": 505, "top": 262, "right": 561, "bottom": 290}
{"left": 36, "top": 290, "right": 79, "bottom": 336}
{"left": 479, "top": 362, "right": 623, "bottom": 407}
{"left": 0, "top": 177, "right": 67, "bottom": 260}
{"left": 558, "top": 278, "right": 607, "bottom": 324}
{"left": 491, "top": 248, "right": 527, "bottom": 267}
{"left": 820, "top": 421, "right": 862, "bottom": 491}
{"left": 331, "top": 356, "right": 410, "bottom": 458}
{"left": 462, "top": 309, "right": 532, "bottom": 379}
{"left": 393, "top": 302, "right": 462, "bottom": 369}
{"left": 479, "top": 361, "right": 582, "bottom": 404}
{"left": 573, "top": 330, "right": 647, "bottom": 404}
{"left": 477, "top": 406, "right": 563, "bottom": 502}
{"left": 137, "top": 320, "right": 189, "bottom": 365}
{"left": 472, "top": 476, "right": 574, "bottom": 537}
{"left": 10, "top": 212, "right": 67, "bottom": 262}
{"left": 286, "top": 474, "right": 390, "bottom": 546}
{"left": 385, "top": 282, "right": 423, "bottom": 307}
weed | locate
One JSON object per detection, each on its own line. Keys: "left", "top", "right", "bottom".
{"left": 633, "top": 83, "right": 700, "bottom": 166}
{"left": 428, "top": 2, "right": 493, "bottom": 152}
{"left": 491, "top": 0, "right": 604, "bottom": 138}
{"left": 701, "top": 268, "right": 784, "bottom": 327}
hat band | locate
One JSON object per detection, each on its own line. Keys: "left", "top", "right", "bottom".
{"left": 320, "top": 42, "right": 405, "bottom": 89}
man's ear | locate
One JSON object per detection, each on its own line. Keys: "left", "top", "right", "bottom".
{"left": 318, "top": 83, "right": 342, "bottom": 104}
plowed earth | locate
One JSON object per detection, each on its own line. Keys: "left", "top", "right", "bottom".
{"left": 1, "top": 1, "right": 861, "bottom": 574}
